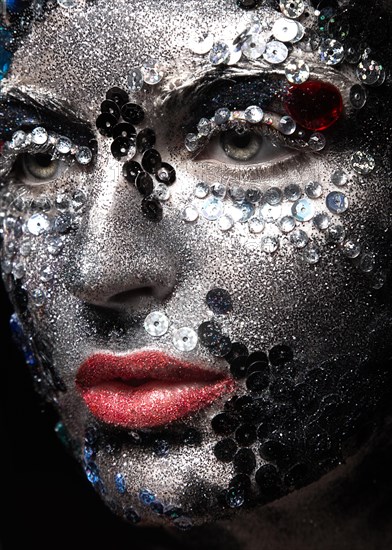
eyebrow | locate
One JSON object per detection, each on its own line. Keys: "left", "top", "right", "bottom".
{"left": 0, "top": 88, "right": 95, "bottom": 143}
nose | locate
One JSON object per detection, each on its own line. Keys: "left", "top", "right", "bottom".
{"left": 65, "top": 150, "right": 177, "bottom": 310}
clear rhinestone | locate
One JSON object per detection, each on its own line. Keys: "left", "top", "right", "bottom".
{"left": 260, "top": 202, "right": 282, "bottom": 221}
{"left": 47, "top": 236, "right": 64, "bottom": 255}
{"left": 305, "top": 181, "right": 322, "bottom": 199}
{"left": 302, "top": 244, "right": 321, "bottom": 264}
{"left": 244, "top": 105, "right": 264, "bottom": 124}
{"left": 27, "top": 213, "right": 50, "bottom": 235}
{"left": 72, "top": 189, "right": 87, "bottom": 210}
{"left": 279, "top": 0, "right": 304, "bottom": 18}
{"left": 342, "top": 240, "right": 361, "bottom": 259}
{"left": 10, "top": 130, "right": 27, "bottom": 149}
{"left": 31, "top": 126, "right": 48, "bottom": 145}
{"left": 40, "top": 265, "right": 54, "bottom": 282}
{"left": 272, "top": 18, "right": 298, "bottom": 42}
{"left": 189, "top": 33, "right": 214, "bottom": 55}
{"left": 214, "top": 108, "right": 231, "bottom": 125}
{"left": 237, "top": 201, "right": 255, "bottom": 222}
{"left": 261, "top": 236, "right": 279, "bottom": 254}
{"left": 327, "top": 225, "right": 346, "bottom": 244}
{"left": 351, "top": 151, "right": 375, "bottom": 175}
{"left": 263, "top": 40, "right": 288, "bottom": 64}
{"left": 127, "top": 68, "right": 144, "bottom": 92}
{"left": 140, "top": 58, "right": 164, "bottom": 85}
{"left": 356, "top": 59, "right": 384, "bottom": 86}
{"left": 197, "top": 118, "right": 212, "bottom": 136}
{"left": 172, "top": 327, "right": 198, "bottom": 352}
{"left": 55, "top": 194, "right": 71, "bottom": 211}
{"left": 144, "top": 311, "right": 169, "bottom": 337}
{"left": 245, "top": 188, "right": 262, "bottom": 204}
{"left": 185, "top": 133, "right": 199, "bottom": 152}
{"left": 308, "top": 132, "right": 326, "bottom": 151}
{"left": 292, "top": 198, "right": 315, "bottom": 221}
{"left": 56, "top": 136, "right": 72, "bottom": 154}
{"left": 285, "top": 59, "right": 310, "bottom": 84}
{"left": 218, "top": 214, "right": 235, "bottom": 231}
{"left": 326, "top": 192, "right": 349, "bottom": 214}
{"left": 279, "top": 116, "right": 296, "bottom": 135}
{"left": 350, "top": 85, "right": 367, "bottom": 109}
{"left": 229, "top": 186, "right": 246, "bottom": 202}
{"left": 264, "top": 187, "right": 283, "bottom": 205}
{"left": 359, "top": 253, "right": 375, "bottom": 273}
{"left": 284, "top": 183, "right": 302, "bottom": 201}
{"left": 331, "top": 169, "right": 348, "bottom": 187}
{"left": 182, "top": 205, "right": 199, "bottom": 222}
{"left": 19, "top": 240, "right": 32, "bottom": 256}
{"left": 194, "top": 182, "right": 210, "bottom": 198}
{"left": 248, "top": 216, "right": 265, "bottom": 234}
{"left": 153, "top": 183, "right": 171, "bottom": 201}
{"left": 211, "top": 183, "right": 227, "bottom": 199}
{"left": 209, "top": 41, "right": 230, "bottom": 65}
{"left": 319, "top": 39, "right": 344, "bottom": 65}
{"left": 313, "top": 213, "right": 330, "bottom": 231}
{"left": 31, "top": 288, "right": 46, "bottom": 307}
{"left": 12, "top": 262, "right": 25, "bottom": 279}
{"left": 75, "top": 146, "right": 93, "bottom": 165}
{"left": 279, "top": 215, "right": 296, "bottom": 233}
{"left": 201, "top": 198, "right": 223, "bottom": 220}
{"left": 290, "top": 229, "right": 309, "bottom": 248}
{"left": 242, "top": 34, "right": 266, "bottom": 60}
{"left": 291, "top": 21, "right": 305, "bottom": 43}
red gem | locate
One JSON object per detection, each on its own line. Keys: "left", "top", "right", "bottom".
{"left": 284, "top": 81, "right": 343, "bottom": 131}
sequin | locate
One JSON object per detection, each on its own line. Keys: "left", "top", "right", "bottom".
{"left": 350, "top": 85, "right": 367, "bottom": 109}
{"left": 305, "top": 181, "right": 322, "bottom": 199}
{"left": 201, "top": 198, "right": 223, "bottom": 220}
{"left": 319, "top": 39, "right": 344, "bottom": 65}
{"left": 209, "top": 336, "right": 232, "bottom": 357}
{"left": 56, "top": 136, "right": 72, "bottom": 154}
{"left": 10, "top": 130, "right": 27, "bottom": 149}
{"left": 285, "top": 59, "right": 310, "bottom": 84}
{"left": 226, "top": 486, "right": 245, "bottom": 509}
{"left": 141, "top": 197, "right": 163, "bottom": 222}
{"left": 123, "top": 160, "right": 143, "bottom": 184}
{"left": 292, "top": 21, "right": 305, "bottom": 43}
{"left": 185, "top": 133, "right": 199, "bottom": 152}
{"left": 47, "top": 236, "right": 64, "bottom": 255}
{"left": 153, "top": 183, "right": 171, "bottom": 202}
{"left": 137, "top": 128, "right": 156, "bottom": 153}
{"left": 261, "top": 236, "right": 279, "bottom": 253}
{"left": 111, "top": 137, "right": 132, "bottom": 160}
{"left": 244, "top": 105, "right": 264, "bottom": 123}
{"left": 189, "top": 33, "right": 214, "bottom": 55}
{"left": 142, "top": 149, "right": 162, "bottom": 174}
{"left": 115, "top": 473, "right": 126, "bottom": 495}
{"left": 264, "top": 187, "right": 283, "bottom": 206}
{"left": 229, "top": 186, "right": 246, "bottom": 203}
{"left": 172, "top": 327, "right": 198, "bottom": 352}
{"left": 342, "top": 240, "right": 361, "bottom": 259}
{"left": 326, "top": 192, "right": 348, "bottom": 214}
{"left": 279, "top": 0, "right": 304, "bottom": 18}
{"left": 127, "top": 68, "right": 144, "bottom": 92}
{"left": 197, "top": 118, "right": 212, "bottom": 136}
{"left": 292, "top": 198, "right": 315, "bottom": 221}
{"left": 211, "top": 183, "right": 227, "bottom": 199}
{"left": 206, "top": 288, "right": 233, "bottom": 315}
{"left": 75, "top": 146, "right": 93, "bottom": 165}
{"left": 260, "top": 203, "right": 282, "bottom": 221}
{"left": 284, "top": 183, "right": 301, "bottom": 201}
{"left": 331, "top": 169, "right": 347, "bottom": 187}
{"left": 279, "top": 215, "right": 296, "bottom": 233}
{"left": 106, "top": 87, "right": 129, "bottom": 107}
{"left": 101, "top": 99, "right": 121, "bottom": 120}
{"left": 248, "top": 216, "right": 265, "bottom": 234}
{"left": 237, "top": 0, "right": 261, "bottom": 9}
{"left": 96, "top": 112, "right": 117, "bottom": 136}
{"left": 313, "top": 213, "right": 330, "bottom": 231}
{"left": 359, "top": 253, "right": 375, "bottom": 273}
{"left": 214, "top": 108, "right": 231, "bottom": 125}
{"left": 228, "top": 45, "right": 243, "bottom": 65}
{"left": 263, "top": 41, "right": 288, "bottom": 64}
{"left": 273, "top": 18, "right": 298, "bottom": 42}
{"left": 308, "top": 132, "right": 326, "bottom": 151}
{"left": 194, "top": 182, "right": 210, "bottom": 198}
{"left": 139, "top": 489, "right": 155, "bottom": 505}
{"left": 198, "top": 321, "right": 222, "bottom": 348}
{"left": 13, "top": 263, "right": 25, "bottom": 279}
{"left": 112, "top": 122, "right": 136, "bottom": 140}
{"left": 327, "top": 224, "right": 346, "bottom": 244}
{"left": 218, "top": 214, "right": 235, "bottom": 231}
{"left": 31, "top": 126, "right": 48, "bottom": 145}
{"left": 351, "top": 151, "right": 375, "bottom": 175}
{"left": 182, "top": 205, "right": 199, "bottom": 222}
{"left": 356, "top": 59, "right": 384, "bottom": 86}
{"left": 242, "top": 34, "right": 266, "bottom": 60}
{"left": 302, "top": 244, "right": 321, "bottom": 264}
{"left": 278, "top": 116, "right": 296, "bottom": 135}
{"left": 209, "top": 41, "right": 230, "bottom": 65}
{"left": 144, "top": 311, "right": 169, "bottom": 337}
{"left": 140, "top": 58, "right": 163, "bottom": 85}
{"left": 371, "top": 272, "right": 386, "bottom": 290}
{"left": 290, "top": 229, "right": 309, "bottom": 248}
{"left": 121, "top": 103, "right": 145, "bottom": 125}
{"left": 27, "top": 213, "right": 50, "bottom": 235}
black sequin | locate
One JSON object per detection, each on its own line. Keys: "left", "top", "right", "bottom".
{"left": 246, "top": 371, "right": 269, "bottom": 393}
{"left": 235, "top": 396, "right": 265, "bottom": 423}
{"left": 183, "top": 428, "right": 202, "bottom": 446}
{"left": 208, "top": 335, "right": 232, "bottom": 357}
{"left": 225, "top": 342, "right": 249, "bottom": 363}
{"left": 269, "top": 345, "right": 294, "bottom": 366}
{"left": 100, "top": 99, "right": 121, "bottom": 120}
{"left": 142, "top": 149, "right": 162, "bottom": 174}
{"left": 246, "top": 351, "right": 269, "bottom": 367}
{"left": 121, "top": 102, "right": 145, "bottom": 125}
{"left": 111, "top": 136, "right": 132, "bottom": 159}
{"left": 112, "top": 122, "right": 136, "bottom": 140}
{"left": 137, "top": 128, "right": 156, "bottom": 153}
{"left": 247, "top": 360, "right": 270, "bottom": 376}
{"left": 236, "top": 0, "right": 262, "bottom": 9}
{"left": 259, "top": 436, "right": 291, "bottom": 464}
{"left": 214, "top": 439, "right": 237, "bottom": 462}
{"left": 141, "top": 196, "right": 163, "bottom": 222}
{"left": 136, "top": 172, "right": 154, "bottom": 196}
{"left": 233, "top": 448, "right": 256, "bottom": 474}
{"left": 235, "top": 424, "right": 257, "bottom": 446}
{"left": 211, "top": 413, "right": 240, "bottom": 435}
{"left": 198, "top": 321, "right": 222, "bottom": 347}
{"left": 156, "top": 163, "right": 176, "bottom": 185}
{"left": 255, "top": 464, "right": 281, "bottom": 497}
{"left": 123, "top": 160, "right": 143, "bottom": 184}
{"left": 206, "top": 288, "right": 233, "bottom": 314}
{"left": 96, "top": 112, "right": 117, "bottom": 137}
{"left": 230, "top": 355, "right": 248, "bottom": 379}
{"left": 106, "top": 87, "right": 129, "bottom": 107}
{"left": 229, "top": 473, "right": 251, "bottom": 490}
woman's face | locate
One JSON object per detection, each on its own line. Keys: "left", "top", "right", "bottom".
{"left": 1, "top": 0, "right": 392, "bottom": 529}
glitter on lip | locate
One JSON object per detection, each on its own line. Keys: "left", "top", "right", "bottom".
{"left": 76, "top": 351, "right": 235, "bottom": 428}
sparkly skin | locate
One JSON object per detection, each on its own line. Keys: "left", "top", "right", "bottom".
{"left": 1, "top": 1, "right": 392, "bottom": 548}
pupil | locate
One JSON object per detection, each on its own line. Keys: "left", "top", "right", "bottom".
{"left": 230, "top": 131, "right": 252, "bottom": 149}
{"left": 34, "top": 153, "right": 52, "bottom": 167}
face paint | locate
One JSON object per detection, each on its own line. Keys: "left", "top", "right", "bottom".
{"left": 1, "top": 0, "right": 392, "bottom": 532}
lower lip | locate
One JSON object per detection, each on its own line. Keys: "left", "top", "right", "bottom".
{"left": 79, "top": 378, "right": 235, "bottom": 429}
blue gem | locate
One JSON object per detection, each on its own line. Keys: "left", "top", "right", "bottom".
{"left": 5, "top": 0, "right": 25, "bottom": 12}
{"left": 0, "top": 45, "right": 12, "bottom": 80}
{"left": 115, "top": 473, "right": 126, "bottom": 495}
{"left": 124, "top": 507, "right": 141, "bottom": 524}
{"left": 326, "top": 191, "right": 349, "bottom": 214}
{"left": 153, "top": 439, "right": 169, "bottom": 457}
{"left": 85, "top": 462, "right": 100, "bottom": 485}
{"left": 83, "top": 444, "right": 95, "bottom": 462}
{"left": 226, "top": 486, "right": 245, "bottom": 508}
{"left": 84, "top": 426, "right": 98, "bottom": 445}
{"left": 139, "top": 488, "right": 155, "bottom": 505}
{"left": 150, "top": 501, "right": 164, "bottom": 514}
{"left": 9, "top": 313, "right": 37, "bottom": 366}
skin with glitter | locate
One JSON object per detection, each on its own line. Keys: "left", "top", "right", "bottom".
{"left": 1, "top": 0, "right": 392, "bottom": 548}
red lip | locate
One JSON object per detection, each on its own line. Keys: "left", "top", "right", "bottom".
{"left": 76, "top": 351, "right": 235, "bottom": 429}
